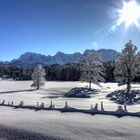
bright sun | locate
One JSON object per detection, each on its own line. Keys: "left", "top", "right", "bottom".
{"left": 118, "top": 1, "right": 140, "bottom": 27}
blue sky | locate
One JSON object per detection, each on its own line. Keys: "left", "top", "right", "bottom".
{"left": 0, "top": 0, "right": 140, "bottom": 61}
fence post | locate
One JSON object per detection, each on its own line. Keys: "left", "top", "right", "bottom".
{"left": 2, "top": 100, "right": 5, "bottom": 105}
{"left": 50, "top": 100, "right": 53, "bottom": 108}
{"left": 11, "top": 101, "right": 14, "bottom": 105}
{"left": 65, "top": 101, "right": 68, "bottom": 108}
{"left": 124, "top": 103, "right": 127, "bottom": 112}
{"left": 101, "top": 101, "right": 104, "bottom": 111}
{"left": 37, "top": 102, "right": 39, "bottom": 107}
{"left": 95, "top": 103, "right": 98, "bottom": 110}
{"left": 91, "top": 105, "right": 93, "bottom": 110}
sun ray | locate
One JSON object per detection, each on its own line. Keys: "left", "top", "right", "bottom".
{"left": 117, "top": 1, "right": 140, "bottom": 28}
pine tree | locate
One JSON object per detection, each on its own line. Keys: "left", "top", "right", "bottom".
{"left": 31, "top": 65, "right": 46, "bottom": 89}
{"left": 80, "top": 52, "right": 105, "bottom": 89}
{"left": 114, "top": 41, "right": 140, "bottom": 94}
{"left": 103, "top": 61, "right": 115, "bottom": 82}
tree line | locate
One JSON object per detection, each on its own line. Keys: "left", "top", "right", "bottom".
{"left": 0, "top": 61, "right": 139, "bottom": 82}
{"left": 0, "top": 61, "right": 114, "bottom": 82}
{"left": 0, "top": 41, "right": 140, "bottom": 86}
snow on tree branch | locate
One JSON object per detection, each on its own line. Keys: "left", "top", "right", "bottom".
{"left": 31, "top": 65, "right": 46, "bottom": 90}
{"left": 114, "top": 40, "right": 140, "bottom": 94}
{"left": 80, "top": 52, "right": 105, "bottom": 89}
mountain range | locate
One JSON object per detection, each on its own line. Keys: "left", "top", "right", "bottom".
{"left": 2, "top": 49, "right": 118, "bottom": 68}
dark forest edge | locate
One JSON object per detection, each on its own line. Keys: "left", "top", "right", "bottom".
{"left": 0, "top": 61, "right": 140, "bottom": 82}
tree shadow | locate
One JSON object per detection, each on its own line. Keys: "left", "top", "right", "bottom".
{"left": 0, "top": 124, "right": 58, "bottom": 140}
{"left": 42, "top": 95, "right": 60, "bottom": 99}
{"left": 0, "top": 89, "right": 37, "bottom": 94}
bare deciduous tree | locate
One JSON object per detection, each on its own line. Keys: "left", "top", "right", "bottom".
{"left": 31, "top": 65, "right": 46, "bottom": 90}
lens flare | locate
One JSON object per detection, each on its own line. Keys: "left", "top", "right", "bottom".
{"left": 118, "top": 1, "right": 140, "bottom": 28}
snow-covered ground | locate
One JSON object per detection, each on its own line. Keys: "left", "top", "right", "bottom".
{"left": 0, "top": 80, "right": 139, "bottom": 140}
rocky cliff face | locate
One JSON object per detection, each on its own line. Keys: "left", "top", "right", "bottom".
{"left": 8, "top": 49, "right": 118, "bottom": 68}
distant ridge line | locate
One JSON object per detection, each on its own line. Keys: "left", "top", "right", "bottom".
{"left": 1, "top": 48, "right": 118, "bottom": 68}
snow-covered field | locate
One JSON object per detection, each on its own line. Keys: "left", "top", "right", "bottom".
{"left": 0, "top": 80, "right": 139, "bottom": 140}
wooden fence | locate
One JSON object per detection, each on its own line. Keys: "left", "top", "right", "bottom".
{"left": 0, "top": 100, "right": 140, "bottom": 118}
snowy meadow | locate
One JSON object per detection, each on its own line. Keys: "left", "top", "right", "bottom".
{"left": 1, "top": 0, "right": 140, "bottom": 139}
{"left": 0, "top": 80, "right": 139, "bottom": 140}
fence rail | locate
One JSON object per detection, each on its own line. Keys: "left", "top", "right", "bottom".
{"left": 0, "top": 100, "right": 140, "bottom": 118}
